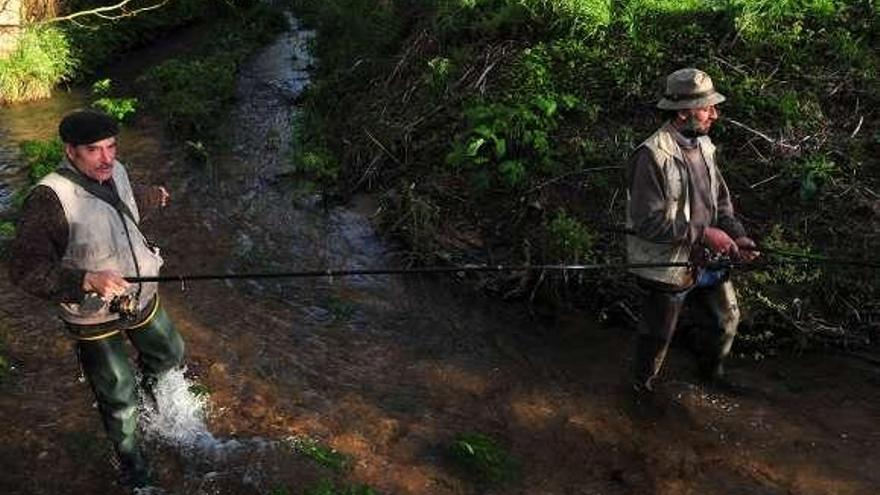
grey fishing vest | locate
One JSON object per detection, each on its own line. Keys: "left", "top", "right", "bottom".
{"left": 626, "top": 126, "right": 721, "bottom": 286}
{"left": 39, "top": 160, "right": 163, "bottom": 326}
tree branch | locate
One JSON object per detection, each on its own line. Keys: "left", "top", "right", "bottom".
{"left": 41, "top": 0, "right": 169, "bottom": 24}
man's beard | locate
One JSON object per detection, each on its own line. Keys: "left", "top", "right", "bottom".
{"left": 680, "top": 115, "right": 709, "bottom": 138}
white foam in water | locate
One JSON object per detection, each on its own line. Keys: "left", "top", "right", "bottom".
{"left": 138, "top": 367, "right": 286, "bottom": 467}
{"left": 140, "top": 367, "right": 245, "bottom": 462}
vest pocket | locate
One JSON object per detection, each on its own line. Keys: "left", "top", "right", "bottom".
{"left": 68, "top": 242, "right": 117, "bottom": 271}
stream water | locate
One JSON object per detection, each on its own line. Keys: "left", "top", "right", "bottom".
{"left": 1, "top": 13, "right": 879, "bottom": 495}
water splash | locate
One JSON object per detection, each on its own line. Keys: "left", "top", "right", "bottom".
{"left": 141, "top": 367, "right": 207, "bottom": 444}
{"left": 137, "top": 366, "right": 292, "bottom": 493}
{"left": 140, "top": 367, "right": 247, "bottom": 464}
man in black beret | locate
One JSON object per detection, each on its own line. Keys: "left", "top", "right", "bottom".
{"left": 9, "top": 109, "right": 185, "bottom": 489}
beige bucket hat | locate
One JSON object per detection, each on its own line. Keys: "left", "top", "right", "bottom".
{"left": 656, "top": 68, "right": 726, "bottom": 110}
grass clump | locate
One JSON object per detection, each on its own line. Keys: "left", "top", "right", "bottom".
{"left": 90, "top": 79, "right": 138, "bottom": 123}
{"left": 139, "top": 54, "right": 238, "bottom": 138}
{"left": 546, "top": 209, "right": 595, "bottom": 264}
{"left": 286, "top": 436, "right": 350, "bottom": 472}
{"left": 19, "top": 139, "right": 63, "bottom": 185}
{"left": 448, "top": 432, "right": 520, "bottom": 485}
{"left": 0, "top": 26, "right": 76, "bottom": 103}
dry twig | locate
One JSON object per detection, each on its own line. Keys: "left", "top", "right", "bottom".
{"left": 850, "top": 115, "right": 864, "bottom": 138}
{"left": 726, "top": 118, "right": 800, "bottom": 152}
{"left": 363, "top": 127, "right": 402, "bottom": 166}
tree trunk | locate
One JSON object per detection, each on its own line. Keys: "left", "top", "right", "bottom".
{"left": 0, "top": 0, "right": 59, "bottom": 56}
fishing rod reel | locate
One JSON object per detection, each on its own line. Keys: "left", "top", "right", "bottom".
{"left": 109, "top": 294, "right": 139, "bottom": 321}
{"left": 691, "top": 246, "right": 734, "bottom": 269}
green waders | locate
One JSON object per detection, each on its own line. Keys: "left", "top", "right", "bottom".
{"left": 74, "top": 302, "right": 184, "bottom": 486}
{"left": 633, "top": 279, "right": 740, "bottom": 391}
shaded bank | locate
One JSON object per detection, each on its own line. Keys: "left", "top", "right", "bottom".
{"left": 288, "top": 0, "right": 880, "bottom": 356}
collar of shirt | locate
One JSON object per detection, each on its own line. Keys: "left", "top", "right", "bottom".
{"left": 665, "top": 122, "right": 700, "bottom": 150}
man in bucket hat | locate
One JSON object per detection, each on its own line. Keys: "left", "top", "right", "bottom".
{"left": 9, "top": 109, "right": 185, "bottom": 489}
{"left": 625, "top": 68, "right": 758, "bottom": 398}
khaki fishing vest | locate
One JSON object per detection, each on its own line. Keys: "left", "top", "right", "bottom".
{"left": 626, "top": 126, "right": 721, "bottom": 286}
{"left": 39, "top": 160, "right": 163, "bottom": 326}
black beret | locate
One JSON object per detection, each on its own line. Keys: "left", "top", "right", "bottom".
{"left": 58, "top": 110, "right": 119, "bottom": 145}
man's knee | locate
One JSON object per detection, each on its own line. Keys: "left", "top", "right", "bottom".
{"left": 149, "top": 327, "right": 184, "bottom": 374}
{"left": 91, "top": 363, "right": 138, "bottom": 410}
{"left": 164, "top": 330, "right": 185, "bottom": 370}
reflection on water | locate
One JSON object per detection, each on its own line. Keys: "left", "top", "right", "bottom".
{"left": 0, "top": 90, "right": 85, "bottom": 210}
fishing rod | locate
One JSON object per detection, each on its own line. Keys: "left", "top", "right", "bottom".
{"left": 112, "top": 256, "right": 878, "bottom": 319}
{"left": 122, "top": 247, "right": 880, "bottom": 285}
{"left": 124, "top": 261, "right": 695, "bottom": 284}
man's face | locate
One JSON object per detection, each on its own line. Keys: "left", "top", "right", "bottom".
{"left": 678, "top": 105, "right": 720, "bottom": 136}
{"left": 65, "top": 136, "right": 117, "bottom": 183}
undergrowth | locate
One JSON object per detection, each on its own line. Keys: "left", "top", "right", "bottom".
{"left": 0, "top": 26, "right": 75, "bottom": 103}
{"left": 137, "top": 3, "right": 287, "bottom": 142}
{"left": 290, "top": 0, "right": 880, "bottom": 352}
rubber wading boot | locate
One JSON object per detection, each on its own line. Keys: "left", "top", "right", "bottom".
{"left": 698, "top": 358, "right": 748, "bottom": 396}
{"left": 117, "top": 448, "right": 153, "bottom": 489}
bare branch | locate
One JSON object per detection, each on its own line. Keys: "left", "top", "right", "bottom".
{"left": 749, "top": 173, "right": 781, "bottom": 189}
{"left": 363, "top": 127, "right": 402, "bottom": 166}
{"left": 41, "top": 0, "right": 169, "bottom": 24}
{"left": 725, "top": 118, "right": 800, "bottom": 152}
{"left": 850, "top": 115, "right": 864, "bottom": 139}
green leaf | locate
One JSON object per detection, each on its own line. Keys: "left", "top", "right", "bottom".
{"left": 494, "top": 137, "right": 507, "bottom": 158}
{"left": 533, "top": 96, "right": 557, "bottom": 117}
{"left": 466, "top": 137, "right": 486, "bottom": 157}
{"left": 473, "top": 124, "right": 495, "bottom": 139}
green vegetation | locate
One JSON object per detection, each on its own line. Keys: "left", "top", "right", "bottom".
{"left": 0, "top": 1, "right": 267, "bottom": 104}
{"left": 187, "top": 383, "right": 211, "bottom": 398}
{"left": 90, "top": 79, "right": 138, "bottom": 122}
{"left": 19, "top": 137, "right": 61, "bottom": 178}
{"left": 19, "top": 138, "right": 62, "bottom": 186}
{"left": 137, "top": 3, "right": 287, "bottom": 142}
{"left": 447, "top": 432, "right": 520, "bottom": 484}
{"left": 60, "top": 0, "right": 209, "bottom": 76}
{"left": 286, "top": 436, "right": 350, "bottom": 472}
{"left": 546, "top": 209, "right": 595, "bottom": 264}
{"left": 291, "top": 0, "right": 880, "bottom": 352}
{"left": 0, "top": 26, "right": 76, "bottom": 104}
